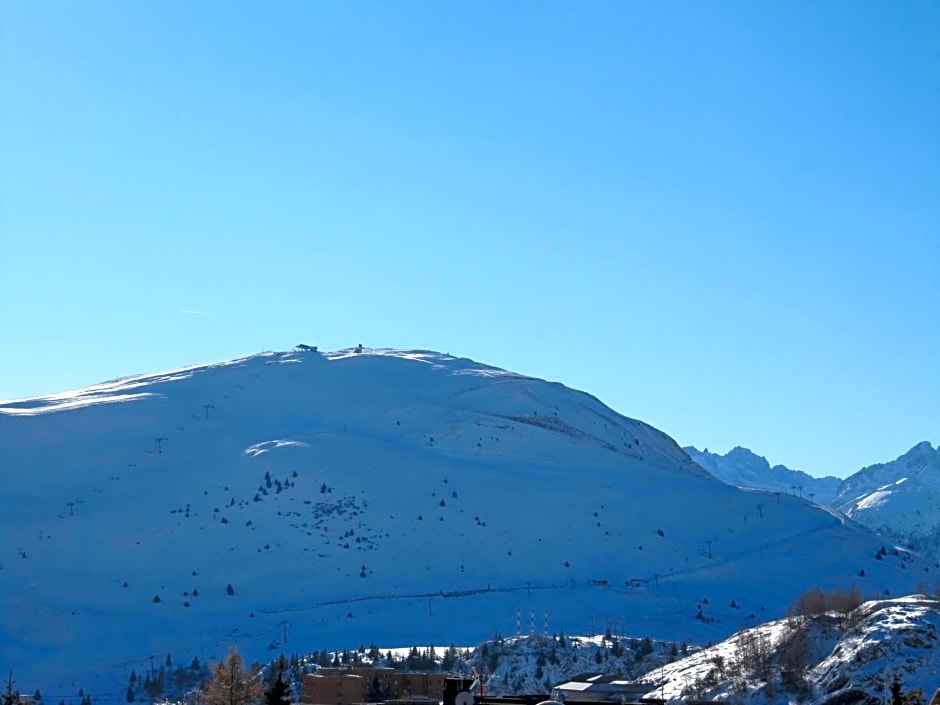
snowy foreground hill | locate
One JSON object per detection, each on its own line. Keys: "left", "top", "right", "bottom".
{"left": 0, "top": 349, "right": 932, "bottom": 695}
{"left": 476, "top": 595, "right": 940, "bottom": 704}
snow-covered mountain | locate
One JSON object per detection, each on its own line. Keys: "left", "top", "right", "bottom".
{"left": 683, "top": 446, "right": 842, "bottom": 504}
{"left": 832, "top": 442, "right": 940, "bottom": 559}
{"left": 0, "top": 348, "right": 929, "bottom": 696}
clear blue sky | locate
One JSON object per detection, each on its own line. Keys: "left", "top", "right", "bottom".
{"left": 2, "top": 2, "right": 937, "bottom": 478}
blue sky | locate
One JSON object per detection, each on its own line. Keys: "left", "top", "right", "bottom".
{"left": 2, "top": 1, "right": 937, "bottom": 478}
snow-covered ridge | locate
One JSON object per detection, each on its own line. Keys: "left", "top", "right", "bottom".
{"left": 0, "top": 355, "right": 258, "bottom": 415}
{"left": 0, "top": 349, "right": 519, "bottom": 416}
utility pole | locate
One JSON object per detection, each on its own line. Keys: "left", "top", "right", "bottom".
{"left": 281, "top": 620, "right": 289, "bottom": 643}
{"left": 203, "top": 404, "right": 214, "bottom": 419}
{"left": 155, "top": 437, "right": 167, "bottom": 454}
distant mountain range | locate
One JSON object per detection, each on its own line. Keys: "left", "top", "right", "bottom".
{"left": 683, "top": 446, "right": 842, "bottom": 504}
{"left": 0, "top": 348, "right": 930, "bottom": 696}
{"left": 684, "top": 442, "right": 940, "bottom": 561}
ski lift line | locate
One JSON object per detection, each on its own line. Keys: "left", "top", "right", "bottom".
{"left": 258, "top": 579, "right": 584, "bottom": 615}
{"left": 257, "top": 574, "right": 669, "bottom": 618}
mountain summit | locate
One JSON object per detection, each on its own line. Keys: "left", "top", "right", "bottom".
{"left": 683, "top": 446, "right": 842, "bottom": 504}
{"left": 831, "top": 441, "right": 940, "bottom": 555}
{"left": 0, "top": 348, "right": 927, "bottom": 693}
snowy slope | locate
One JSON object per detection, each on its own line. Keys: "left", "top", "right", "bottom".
{"left": 831, "top": 442, "right": 940, "bottom": 559}
{"left": 684, "top": 446, "right": 842, "bottom": 504}
{"left": 630, "top": 594, "right": 940, "bottom": 704}
{"left": 0, "top": 348, "right": 930, "bottom": 697}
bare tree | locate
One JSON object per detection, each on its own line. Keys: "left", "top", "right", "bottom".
{"left": 198, "top": 649, "right": 263, "bottom": 705}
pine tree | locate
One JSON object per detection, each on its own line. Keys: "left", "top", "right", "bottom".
{"left": 198, "top": 649, "right": 263, "bottom": 705}
{"left": 264, "top": 659, "right": 291, "bottom": 705}
{"left": 891, "top": 675, "right": 903, "bottom": 705}
{"left": 3, "top": 671, "right": 19, "bottom": 705}
{"left": 367, "top": 676, "right": 385, "bottom": 703}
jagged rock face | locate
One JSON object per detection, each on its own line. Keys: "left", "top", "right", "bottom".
{"left": 0, "top": 349, "right": 928, "bottom": 694}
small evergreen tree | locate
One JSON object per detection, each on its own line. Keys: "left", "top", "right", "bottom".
{"left": 3, "top": 671, "right": 19, "bottom": 705}
{"left": 891, "top": 675, "right": 903, "bottom": 705}
{"left": 366, "top": 676, "right": 385, "bottom": 703}
{"left": 264, "top": 660, "right": 291, "bottom": 705}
